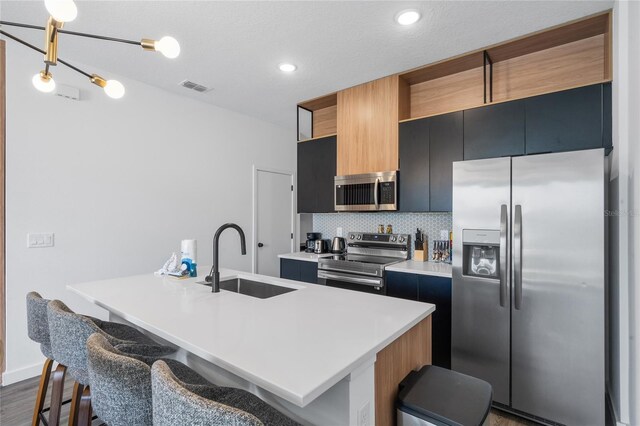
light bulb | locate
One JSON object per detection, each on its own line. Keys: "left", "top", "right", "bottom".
{"left": 44, "top": 0, "right": 78, "bottom": 22}
{"left": 154, "top": 36, "right": 180, "bottom": 59}
{"left": 279, "top": 63, "right": 297, "bottom": 72}
{"left": 32, "top": 71, "right": 56, "bottom": 93}
{"left": 104, "top": 80, "right": 125, "bottom": 99}
{"left": 396, "top": 10, "right": 421, "bottom": 26}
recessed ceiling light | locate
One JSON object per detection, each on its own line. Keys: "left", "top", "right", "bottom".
{"left": 396, "top": 9, "right": 421, "bottom": 26}
{"left": 279, "top": 63, "right": 297, "bottom": 73}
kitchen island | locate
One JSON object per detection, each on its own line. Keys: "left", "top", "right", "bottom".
{"left": 68, "top": 268, "right": 434, "bottom": 426}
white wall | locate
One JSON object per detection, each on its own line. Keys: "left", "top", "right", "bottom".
{"left": 609, "top": 2, "right": 639, "bottom": 425}
{"left": 3, "top": 43, "right": 295, "bottom": 384}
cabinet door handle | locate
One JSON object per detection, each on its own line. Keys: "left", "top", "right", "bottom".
{"left": 258, "top": 243, "right": 264, "bottom": 248}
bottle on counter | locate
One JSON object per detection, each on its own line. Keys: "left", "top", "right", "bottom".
{"left": 386, "top": 224, "right": 393, "bottom": 234}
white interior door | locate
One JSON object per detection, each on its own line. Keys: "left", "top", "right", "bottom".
{"left": 254, "top": 168, "right": 294, "bottom": 277}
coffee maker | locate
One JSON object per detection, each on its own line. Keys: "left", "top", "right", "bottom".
{"left": 305, "top": 232, "right": 321, "bottom": 253}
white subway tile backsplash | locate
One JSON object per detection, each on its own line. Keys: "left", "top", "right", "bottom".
{"left": 312, "top": 212, "right": 452, "bottom": 258}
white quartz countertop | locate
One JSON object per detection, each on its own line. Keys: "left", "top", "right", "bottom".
{"left": 385, "top": 261, "right": 453, "bottom": 278}
{"left": 277, "top": 252, "right": 331, "bottom": 262}
{"left": 67, "top": 268, "right": 434, "bottom": 407}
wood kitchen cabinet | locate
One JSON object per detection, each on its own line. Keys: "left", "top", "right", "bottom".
{"left": 399, "top": 118, "right": 430, "bottom": 212}
{"left": 464, "top": 100, "right": 526, "bottom": 160}
{"left": 525, "top": 83, "right": 612, "bottom": 155}
{"left": 337, "top": 75, "right": 401, "bottom": 175}
{"left": 429, "top": 112, "right": 463, "bottom": 212}
{"left": 297, "top": 135, "right": 336, "bottom": 213}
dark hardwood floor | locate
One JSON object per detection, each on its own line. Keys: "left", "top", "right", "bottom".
{"left": 0, "top": 371, "right": 100, "bottom": 426}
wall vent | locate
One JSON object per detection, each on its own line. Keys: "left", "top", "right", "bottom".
{"left": 179, "top": 80, "right": 213, "bottom": 93}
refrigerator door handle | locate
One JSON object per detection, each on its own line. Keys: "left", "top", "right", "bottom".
{"left": 514, "top": 204, "right": 523, "bottom": 310}
{"left": 499, "top": 204, "right": 508, "bottom": 307}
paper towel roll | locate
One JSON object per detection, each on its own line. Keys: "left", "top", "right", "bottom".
{"left": 180, "top": 239, "right": 197, "bottom": 262}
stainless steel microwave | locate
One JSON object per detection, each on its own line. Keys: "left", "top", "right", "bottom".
{"left": 334, "top": 171, "right": 398, "bottom": 211}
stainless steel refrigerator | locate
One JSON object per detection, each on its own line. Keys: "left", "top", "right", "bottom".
{"left": 452, "top": 149, "right": 605, "bottom": 425}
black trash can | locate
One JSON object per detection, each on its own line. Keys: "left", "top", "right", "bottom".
{"left": 396, "top": 365, "right": 492, "bottom": 426}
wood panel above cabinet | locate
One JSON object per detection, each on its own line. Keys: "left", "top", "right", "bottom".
{"left": 337, "top": 75, "right": 402, "bottom": 176}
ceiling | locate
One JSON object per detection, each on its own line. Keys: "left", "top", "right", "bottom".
{"left": 1, "top": 0, "right": 613, "bottom": 131}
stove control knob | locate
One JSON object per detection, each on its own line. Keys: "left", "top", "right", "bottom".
{"left": 356, "top": 234, "right": 362, "bottom": 240}
{"left": 390, "top": 236, "right": 397, "bottom": 242}
{"left": 350, "top": 234, "right": 355, "bottom": 240}
{"left": 398, "top": 236, "right": 406, "bottom": 243}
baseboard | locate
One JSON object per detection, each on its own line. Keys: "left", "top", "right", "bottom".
{"left": 1, "top": 361, "right": 43, "bottom": 386}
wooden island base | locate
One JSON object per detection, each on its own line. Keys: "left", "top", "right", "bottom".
{"left": 375, "top": 315, "right": 433, "bottom": 426}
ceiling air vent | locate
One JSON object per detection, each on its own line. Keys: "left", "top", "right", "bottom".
{"left": 179, "top": 80, "right": 212, "bottom": 93}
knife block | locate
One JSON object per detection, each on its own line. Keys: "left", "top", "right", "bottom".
{"left": 413, "top": 240, "right": 428, "bottom": 262}
{"left": 414, "top": 249, "right": 428, "bottom": 262}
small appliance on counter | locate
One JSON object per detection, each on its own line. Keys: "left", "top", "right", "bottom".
{"left": 414, "top": 229, "right": 428, "bottom": 262}
{"left": 305, "top": 232, "right": 321, "bottom": 253}
{"left": 331, "top": 237, "right": 346, "bottom": 254}
{"left": 314, "top": 239, "right": 330, "bottom": 254}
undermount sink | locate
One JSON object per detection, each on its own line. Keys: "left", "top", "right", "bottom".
{"left": 198, "top": 278, "right": 297, "bottom": 299}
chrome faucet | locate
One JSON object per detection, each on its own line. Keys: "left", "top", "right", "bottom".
{"left": 205, "top": 223, "right": 247, "bottom": 292}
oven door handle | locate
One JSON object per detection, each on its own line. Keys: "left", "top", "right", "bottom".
{"left": 318, "top": 270, "right": 383, "bottom": 287}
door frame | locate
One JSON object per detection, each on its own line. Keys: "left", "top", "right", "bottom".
{"left": 251, "top": 166, "right": 296, "bottom": 274}
{"left": 1, "top": 40, "right": 6, "bottom": 381}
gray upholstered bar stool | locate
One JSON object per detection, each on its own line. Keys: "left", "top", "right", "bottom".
{"left": 26, "top": 292, "right": 68, "bottom": 426}
{"left": 86, "top": 333, "right": 215, "bottom": 426}
{"left": 151, "top": 360, "right": 301, "bottom": 426}
{"left": 46, "top": 299, "right": 175, "bottom": 426}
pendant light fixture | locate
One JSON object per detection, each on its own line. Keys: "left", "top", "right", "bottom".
{"left": 0, "top": 0, "right": 180, "bottom": 99}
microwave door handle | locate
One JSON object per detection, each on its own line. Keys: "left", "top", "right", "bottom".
{"left": 499, "top": 204, "right": 508, "bottom": 307}
{"left": 374, "top": 178, "right": 380, "bottom": 210}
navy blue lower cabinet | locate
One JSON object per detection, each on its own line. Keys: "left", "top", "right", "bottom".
{"left": 417, "top": 275, "right": 452, "bottom": 369}
{"left": 280, "top": 258, "right": 318, "bottom": 284}
{"left": 299, "top": 261, "right": 319, "bottom": 284}
{"left": 386, "top": 271, "right": 452, "bottom": 369}
{"left": 386, "top": 271, "right": 418, "bottom": 300}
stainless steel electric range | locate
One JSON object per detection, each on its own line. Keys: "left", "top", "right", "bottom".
{"left": 317, "top": 232, "right": 411, "bottom": 294}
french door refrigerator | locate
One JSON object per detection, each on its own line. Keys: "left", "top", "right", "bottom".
{"left": 452, "top": 149, "right": 605, "bottom": 425}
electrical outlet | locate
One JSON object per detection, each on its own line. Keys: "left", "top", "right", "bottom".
{"left": 337, "top": 227, "right": 343, "bottom": 237}
{"left": 27, "top": 233, "right": 55, "bottom": 248}
{"left": 358, "top": 402, "right": 370, "bottom": 426}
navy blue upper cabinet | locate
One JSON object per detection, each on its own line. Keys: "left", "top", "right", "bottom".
{"left": 297, "top": 136, "right": 336, "bottom": 213}
{"left": 464, "top": 100, "right": 526, "bottom": 160}
{"left": 525, "top": 84, "right": 610, "bottom": 155}
{"left": 429, "top": 112, "right": 463, "bottom": 212}
{"left": 399, "top": 119, "right": 430, "bottom": 212}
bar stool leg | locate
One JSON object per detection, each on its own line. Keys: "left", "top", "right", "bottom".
{"left": 68, "top": 382, "right": 84, "bottom": 426}
{"left": 31, "top": 358, "right": 54, "bottom": 426}
{"left": 76, "top": 386, "right": 92, "bottom": 426}
{"left": 47, "top": 363, "right": 67, "bottom": 426}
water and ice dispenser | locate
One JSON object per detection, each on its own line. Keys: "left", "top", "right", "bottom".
{"left": 462, "top": 229, "right": 500, "bottom": 279}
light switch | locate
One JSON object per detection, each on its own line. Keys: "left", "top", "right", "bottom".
{"left": 28, "top": 233, "right": 54, "bottom": 248}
